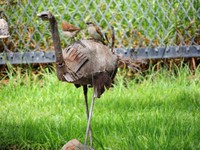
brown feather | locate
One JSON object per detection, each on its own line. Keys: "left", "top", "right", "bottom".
{"left": 95, "top": 26, "right": 104, "bottom": 39}
{"left": 62, "top": 21, "right": 80, "bottom": 32}
{"left": 93, "top": 72, "right": 112, "bottom": 98}
{"left": 62, "top": 40, "right": 118, "bottom": 98}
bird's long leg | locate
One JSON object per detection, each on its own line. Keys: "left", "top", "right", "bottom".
{"left": 84, "top": 93, "right": 95, "bottom": 147}
{"left": 83, "top": 85, "right": 93, "bottom": 146}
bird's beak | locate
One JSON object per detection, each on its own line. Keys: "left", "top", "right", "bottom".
{"left": 37, "top": 11, "right": 50, "bottom": 20}
{"left": 37, "top": 12, "right": 46, "bottom": 17}
{"left": 37, "top": 13, "right": 42, "bottom": 17}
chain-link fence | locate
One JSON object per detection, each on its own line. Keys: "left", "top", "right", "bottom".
{"left": 0, "top": 0, "right": 199, "bottom": 53}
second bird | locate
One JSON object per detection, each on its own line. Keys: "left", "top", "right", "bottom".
{"left": 62, "top": 21, "right": 81, "bottom": 42}
{"left": 86, "top": 22, "right": 106, "bottom": 45}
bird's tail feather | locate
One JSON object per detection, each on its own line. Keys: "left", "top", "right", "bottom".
{"left": 117, "top": 55, "right": 147, "bottom": 73}
{"left": 93, "top": 72, "right": 112, "bottom": 98}
{"left": 111, "top": 25, "right": 115, "bottom": 54}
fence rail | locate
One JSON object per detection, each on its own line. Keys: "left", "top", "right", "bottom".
{"left": 1, "top": 45, "right": 200, "bottom": 65}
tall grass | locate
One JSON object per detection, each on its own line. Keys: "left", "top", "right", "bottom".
{"left": 0, "top": 67, "right": 200, "bottom": 149}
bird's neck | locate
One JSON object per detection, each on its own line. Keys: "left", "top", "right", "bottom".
{"left": 49, "top": 16, "right": 64, "bottom": 65}
{"left": 49, "top": 16, "right": 67, "bottom": 81}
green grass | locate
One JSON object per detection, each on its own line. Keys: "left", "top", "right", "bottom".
{"left": 0, "top": 67, "right": 200, "bottom": 149}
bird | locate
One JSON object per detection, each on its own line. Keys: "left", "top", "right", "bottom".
{"left": 86, "top": 22, "right": 106, "bottom": 45}
{"left": 38, "top": 11, "right": 118, "bottom": 148}
{"left": 62, "top": 21, "right": 81, "bottom": 43}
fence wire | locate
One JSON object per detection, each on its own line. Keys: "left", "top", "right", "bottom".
{"left": 0, "top": 0, "right": 199, "bottom": 53}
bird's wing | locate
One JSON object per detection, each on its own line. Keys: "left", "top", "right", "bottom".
{"left": 64, "top": 46, "right": 88, "bottom": 73}
{"left": 65, "top": 26, "right": 80, "bottom": 32}
{"left": 62, "top": 22, "right": 80, "bottom": 32}
{"left": 95, "top": 26, "right": 104, "bottom": 39}
{"left": 62, "top": 45, "right": 89, "bottom": 82}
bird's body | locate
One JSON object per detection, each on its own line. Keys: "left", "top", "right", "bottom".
{"left": 62, "top": 39, "right": 117, "bottom": 97}
{"left": 38, "top": 12, "right": 118, "bottom": 148}
{"left": 62, "top": 21, "right": 81, "bottom": 42}
{"left": 62, "top": 29, "right": 79, "bottom": 38}
{"left": 86, "top": 22, "right": 105, "bottom": 45}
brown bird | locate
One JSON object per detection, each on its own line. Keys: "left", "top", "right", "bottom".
{"left": 86, "top": 22, "right": 106, "bottom": 45}
{"left": 38, "top": 12, "right": 118, "bottom": 148}
{"left": 62, "top": 21, "right": 81, "bottom": 42}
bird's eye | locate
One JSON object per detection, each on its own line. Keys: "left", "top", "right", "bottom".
{"left": 41, "top": 15, "right": 48, "bottom": 20}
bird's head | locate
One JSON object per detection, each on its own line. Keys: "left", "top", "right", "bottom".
{"left": 37, "top": 11, "right": 53, "bottom": 21}
{"left": 61, "top": 21, "right": 70, "bottom": 29}
{"left": 86, "top": 22, "right": 95, "bottom": 27}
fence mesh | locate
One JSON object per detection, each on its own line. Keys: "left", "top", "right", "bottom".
{"left": 0, "top": 0, "right": 199, "bottom": 53}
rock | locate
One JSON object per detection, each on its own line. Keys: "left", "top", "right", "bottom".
{"left": 61, "top": 139, "right": 93, "bottom": 150}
